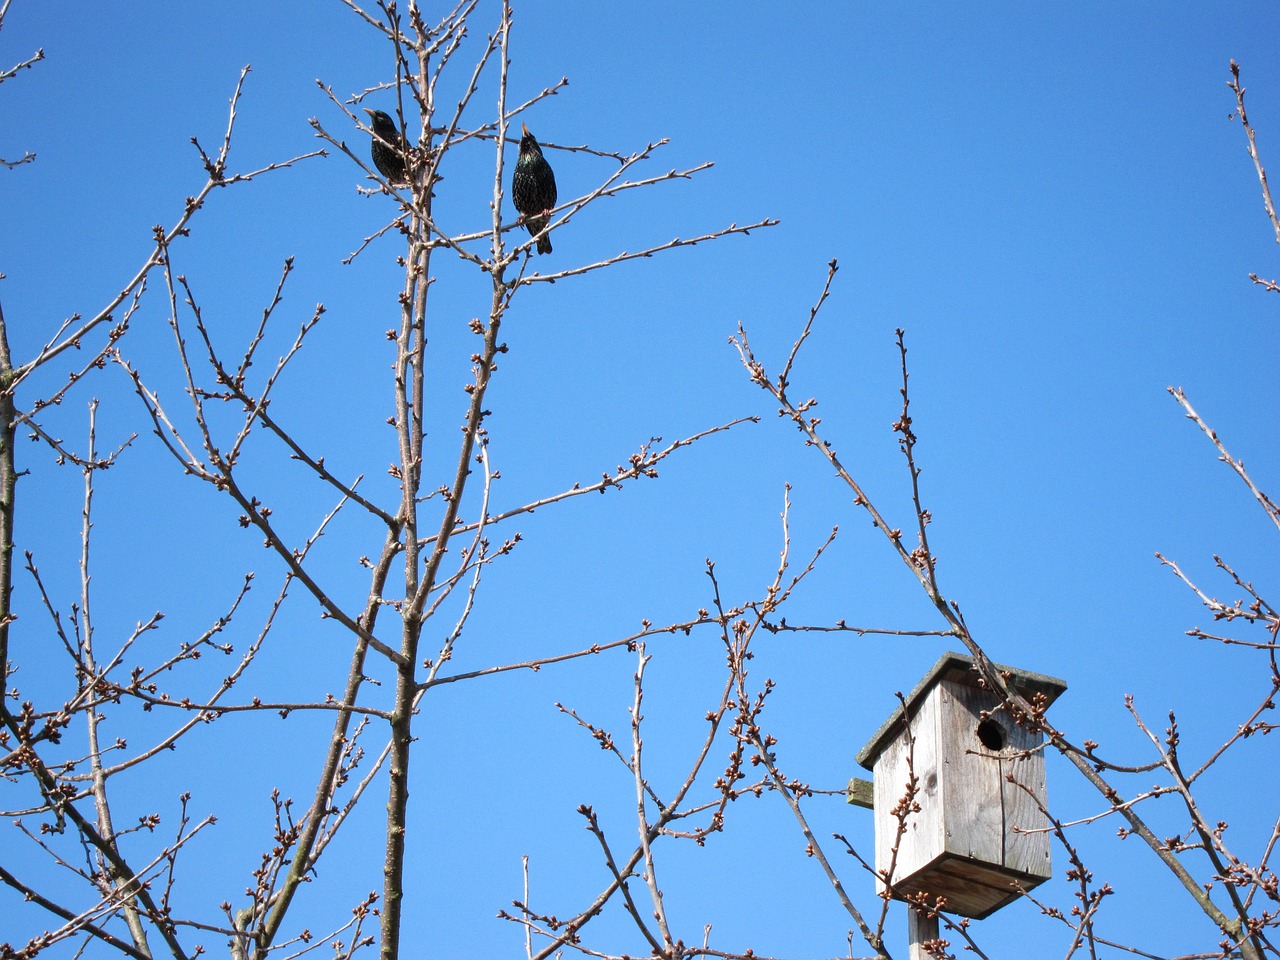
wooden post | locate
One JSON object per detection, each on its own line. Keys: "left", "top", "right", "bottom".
{"left": 907, "top": 907, "right": 939, "bottom": 960}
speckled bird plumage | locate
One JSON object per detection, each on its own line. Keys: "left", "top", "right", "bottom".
{"left": 364, "top": 108, "right": 410, "bottom": 186}
{"left": 512, "top": 123, "right": 557, "bottom": 254}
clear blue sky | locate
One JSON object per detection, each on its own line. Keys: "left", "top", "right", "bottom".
{"left": 3, "top": 2, "right": 1278, "bottom": 957}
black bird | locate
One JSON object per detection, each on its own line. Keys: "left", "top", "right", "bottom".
{"left": 512, "top": 123, "right": 557, "bottom": 254}
{"left": 364, "top": 108, "right": 410, "bottom": 186}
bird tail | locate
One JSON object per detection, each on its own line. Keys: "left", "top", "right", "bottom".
{"left": 537, "top": 234, "right": 552, "bottom": 255}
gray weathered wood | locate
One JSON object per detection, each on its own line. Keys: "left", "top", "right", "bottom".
{"left": 857, "top": 651, "right": 1065, "bottom": 919}
{"left": 940, "top": 679, "right": 1004, "bottom": 867}
{"left": 1003, "top": 710, "right": 1052, "bottom": 878}
{"left": 907, "top": 907, "right": 939, "bottom": 960}
{"left": 871, "top": 688, "right": 942, "bottom": 896}
{"left": 856, "top": 651, "right": 1066, "bottom": 771}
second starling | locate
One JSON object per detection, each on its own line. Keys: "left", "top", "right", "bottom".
{"left": 512, "top": 123, "right": 558, "bottom": 254}
{"left": 364, "top": 108, "right": 410, "bottom": 186}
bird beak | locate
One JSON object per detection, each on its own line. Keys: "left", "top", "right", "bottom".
{"left": 521, "top": 122, "right": 530, "bottom": 137}
{"left": 362, "top": 108, "right": 375, "bottom": 117}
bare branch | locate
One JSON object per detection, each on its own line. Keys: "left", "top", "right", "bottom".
{"left": 1169, "top": 387, "right": 1280, "bottom": 533}
{"left": 1229, "top": 60, "right": 1280, "bottom": 245}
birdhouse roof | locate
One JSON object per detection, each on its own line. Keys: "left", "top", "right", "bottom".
{"left": 855, "top": 651, "right": 1067, "bottom": 770}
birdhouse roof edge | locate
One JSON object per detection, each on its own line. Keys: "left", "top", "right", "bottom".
{"left": 854, "top": 651, "right": 1067, "bottom": 770}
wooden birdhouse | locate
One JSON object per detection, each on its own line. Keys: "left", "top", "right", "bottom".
{"left": 855, "top": 652, "right": 1067, "bottom": 919}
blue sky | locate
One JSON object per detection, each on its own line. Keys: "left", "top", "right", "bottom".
{"left": 3, "top": 2, "right": 1279, "bottom": 957}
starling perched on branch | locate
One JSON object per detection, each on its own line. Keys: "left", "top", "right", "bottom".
{"left": 364, "top": 108, "right": 410, "bottom": 186}
{"left": 512, "top": 123, "right": 558, "bottom": 254}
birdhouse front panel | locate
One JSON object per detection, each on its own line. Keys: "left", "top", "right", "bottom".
{"left": 935, "top": 678, "right": 1053, "bottom": 916}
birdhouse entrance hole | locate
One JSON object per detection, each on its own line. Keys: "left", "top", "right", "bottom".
{"left": 976, "top": 717, "right": 1005, "bottom": 751}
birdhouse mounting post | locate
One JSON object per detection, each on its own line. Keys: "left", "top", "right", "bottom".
{"left": 907, "top": 907, "right": 940, "bottom": 960}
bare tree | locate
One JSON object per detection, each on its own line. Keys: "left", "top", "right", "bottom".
{"left": 1, "top": 1, "right": 776, "bottom": 957}
{"left": 3, "top": 2, "right": 1277, "bottom": 958}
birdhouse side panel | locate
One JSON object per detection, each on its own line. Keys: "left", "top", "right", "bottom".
{"left": 937, "top": 679, "right": 1005, "bottom": 867}
{"left": 1000, "top": 722, "right": 1053, "bottom": 881}
{"left": 871, "top": 690, "right": 945, "bottom": 891}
